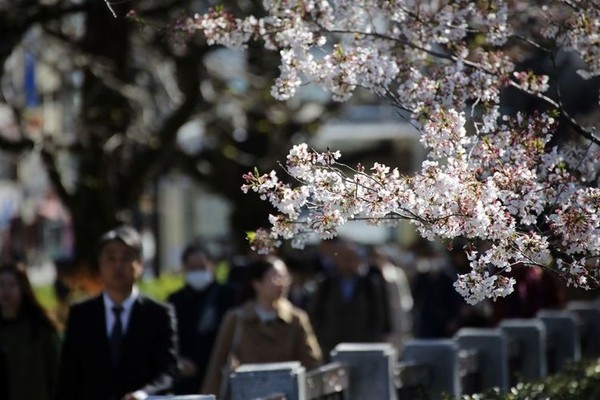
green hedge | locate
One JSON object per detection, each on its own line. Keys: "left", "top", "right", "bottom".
{"left": 137, "top": 273, "right": 185, "bottom": 301}
{"left": 458, "top": 358, "right": 600, "bottom": 400}
{"left": 34, "top": 273, "right": 185, "bottom": 312}
{"left": 34, "top": 283, "right": 60, "bottom": 313}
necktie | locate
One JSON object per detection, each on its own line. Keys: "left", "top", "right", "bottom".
{"left": 110, "top": 305, "right": 124, "bottom": 366}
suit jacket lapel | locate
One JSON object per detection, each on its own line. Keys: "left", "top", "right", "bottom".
{"left": 93, "top": 295, "right": 111, "bottom": 349}
{"left": 90, "top": 295, "right": 113, "bottom": 378}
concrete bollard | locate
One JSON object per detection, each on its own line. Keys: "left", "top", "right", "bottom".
{"left": 454, "top": 328, "right": 509, "bottom": 393}
{"left": 230, "top": 362, "right": 305, "bottom": 400}
{"left": 567, "top": 301, "right": 600, "bottom": 357}
{"left": 500, "top": 319, "right": 547, "bottom": 381}
{"left": 401, "top": 339, "right": 459, "bottom": 400}
{"left": 147, "top": 396, "right": 216, "bottom": 400}
{"left": 330, "top": 343, "right": 397, "bottom": 400}
{"left": 536, "top": 309, "right": 581, "bottom": 373}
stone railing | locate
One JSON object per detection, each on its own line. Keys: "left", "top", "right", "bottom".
{"left": 147, "top": 396, "right": 216, "bottom": 400}
{"left": 218, "top": 299, "right": 600, "bottom": 400}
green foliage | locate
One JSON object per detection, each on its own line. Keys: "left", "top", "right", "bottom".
{"left": 459, "top": 359, "right": 600, "bottom": 400}
{"left": 246, "top": 231, "right": 256, "bottom": 242}
{"left": 138, "top": 273, "right": 185, "bottom": 301}
{"left": 34, "top": 283, "right": 59, "bottom": 313}
{"left": 214, "top": 260, "right": 231, "bottom": 284}
{"left": 34, "top": 273, "right": 185, "bottom": 313}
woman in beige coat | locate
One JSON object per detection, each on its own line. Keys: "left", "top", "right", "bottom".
{"left": 201, "top": 256, "right": 322, "bottom": 398}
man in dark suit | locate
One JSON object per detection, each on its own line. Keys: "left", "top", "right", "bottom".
{"left": 167, "top": 243, "right": 233, "bottom": 394}
{"left": 308, "top": 238, "right": 391, "bottom": 359}
{"left": 55, "top": 226, "right": 178, "bottom": 400}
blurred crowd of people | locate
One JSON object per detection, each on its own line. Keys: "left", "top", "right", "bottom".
{"left": 0, "top": 226, "right": 566, "bottom": 399}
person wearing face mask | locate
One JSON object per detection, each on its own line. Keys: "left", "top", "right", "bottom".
{"left": 167, "top": 243, "right": 234, "bottom": 394}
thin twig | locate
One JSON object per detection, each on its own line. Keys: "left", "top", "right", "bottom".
{"left": 103, "top": 0, "right": 118, "bottom": 18}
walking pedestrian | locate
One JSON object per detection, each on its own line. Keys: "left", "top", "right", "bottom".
{"left": 55, "top": 226, "right": 178, "bottom": 400}
{"left": 308, "top": 239, "right": 391, "bottom": 358}
{"left": 168, "top": 243, "right": 234, "bottom": 394}
{"left": 201, "top": 256, "right": 322, "bottom": 398}
{"left": 0, "top": 262, "right": 60, "bottom": 400}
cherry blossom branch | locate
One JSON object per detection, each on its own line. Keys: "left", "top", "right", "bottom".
{"left": 320, "top": 27, "right": 488, "bottom": 72}
{"left": 508, "top": 81, "right": 600, "bottom": 146}
{"left": 195, "top": 1, "right": 600, "bottom": 304}
{"left": 323, "top": 27, "right": 598, "bottom": 148}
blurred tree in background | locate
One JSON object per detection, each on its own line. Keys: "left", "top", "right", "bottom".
{"left": 0, "top": 0, "right": 337, "bottom": 284}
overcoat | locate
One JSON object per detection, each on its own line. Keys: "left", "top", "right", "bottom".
{"left": 201, "top": 298, "right": 322, "bottom": 396}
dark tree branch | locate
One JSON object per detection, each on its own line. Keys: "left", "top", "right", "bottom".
{"left": 508, "top": 81, "right": 600, "bottom": 146}
{"left": 122, "top": 48, "right": 204, "bottom": 205}
{"left": 0, "top": 134, "right": 34, "bottom": 152}
{"left": 0, "top": 2, "right": 88, "bottom": 73}
{"left": 318, "top": 26, "right": 600, "bottom": 146}
{"left": 135, "top": 0, "right": 191, "bottom": 17}
{"left": 39, "top": 143, "right": 74, "bottom": 210}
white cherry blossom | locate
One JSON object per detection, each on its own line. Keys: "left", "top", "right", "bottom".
{"left": 194, "top": 0, "right": 600, "bottom": 303}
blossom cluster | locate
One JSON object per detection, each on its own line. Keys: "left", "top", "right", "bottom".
{"left": 193, "top": 0, "right": 600, "bottom": 303}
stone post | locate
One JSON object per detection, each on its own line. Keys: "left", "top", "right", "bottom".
{"left": 454, "top": 328, "right": 509, "bottom": 393}
{"left": 500, "top": 319, "right": 547, "bottom": 381}
{"left": 330, "top": 343, "right": 397, "bottom": 400}
{"left": 536, "top": 309, "right": 581, "bottom": 373}
{"left": 230, "top": 362, "right": 305, "bottom": 400}
{"left": 147, "top": 396, "right": 216, "bottom": 400}
{"left": 567, "top": 301, "right": 600, "bottom": 357}
{"left": 401, "top": 339, "right": 459, "bottom": 400}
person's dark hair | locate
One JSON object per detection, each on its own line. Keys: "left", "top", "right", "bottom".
{"left": 0, "top": 263, "right": 60, "bottom": 335}
{"left": 97, "top": 225, "right": 143, "bottom": 260}
{"left": 181, "top": 243, "right": 212, "bottom": 265}
{"left": 248, "top": 259, "right": 275, "bottom": 283}
{"left": 282, "top": 254, "right": 313, "bottom": 277}
{"left": 236, "top": 257, "right": 278, "bottom": 303}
